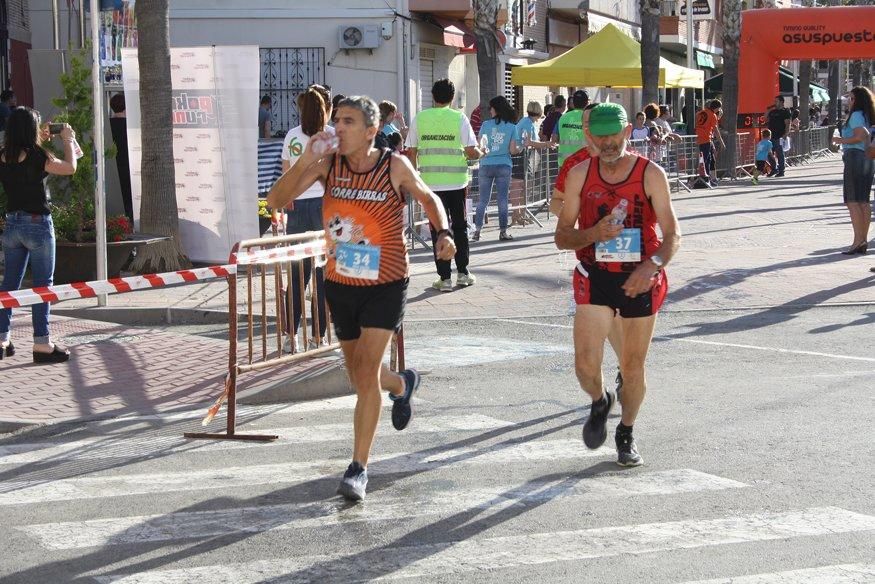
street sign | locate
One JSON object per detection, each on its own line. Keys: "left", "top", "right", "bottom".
{"left": 679, "top": 0, "right": 714, "bottom": 21}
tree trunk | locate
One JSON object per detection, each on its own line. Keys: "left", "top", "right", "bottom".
{"left": 798, "top": 0, "right": 815, "bottom": 130}
{"left": 473, "top": 0, "right": 501, "bottom": 115}
{"left": 640, "top": 0, "right": 661, "bottom": 105}
{"left": 720, "top": 0, "right": 742, "bottom": 178}
{"left": 130, "top": 0, "right": 190, "bottom": 273}
{"left": 827, "top": 60, "right": 840, "bottom": 127}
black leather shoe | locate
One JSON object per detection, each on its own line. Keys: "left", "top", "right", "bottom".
{"left": 33, "top": 346, "right": 71, "bottom": 364}
{"left": 0, "top": 342, "right": 14, "bottom": 360}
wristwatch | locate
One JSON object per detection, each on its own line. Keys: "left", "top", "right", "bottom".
{"left": 649, "top": 254, "right": 664, "bottom": 270}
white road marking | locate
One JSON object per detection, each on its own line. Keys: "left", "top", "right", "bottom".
{"left": 679, "top": 563, "right": 875, "bottom": 583}
{"left": 404, "top": 335, "right": 571, "bottom": 367}
{"left": 666, "top": 338, "right": 875, "bottom": 363}
{"left": 0, "top": 414, "right": 511, "bottom": 466}
{"left": 87, "top": 394, "right": 421, "bottom": 430}
{"left": 19, "top": 469, "right": 746, "bottom": 550}
{"left": 498, "top": 319, "right": 875, "bottom": 364}
{"left": 93, "top": 507, "right": 875, "bottom": 584}
{"left": 0, "top": 439, "right": 611, "bottom": 506}
{"left": 496, "top": 319, "right": 573, "bottom": 329}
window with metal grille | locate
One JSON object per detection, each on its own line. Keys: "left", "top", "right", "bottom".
{"left": 420, "top": 47, "right": 437, "bottom": 110}
{"left": 260, "top": 48, "right": 326, "bottom": 137}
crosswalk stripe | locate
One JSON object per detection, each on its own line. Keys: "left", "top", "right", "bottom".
{"left": 0, "top": 414, "right": 512, "bottom": 466}
{"left": 679, "top": 563, "right": 875, "bottom": 583}
{"left": 18, "top": 469, "right": 746, "bottom": 550}
{"left": 93, "top": 507, "right": 875, "bottom": 584}
{"left": 0, "top": 439, "right": 610, "bottom": 506}
{"left": 84, "top": 394, "right": 426, "bottom": 431}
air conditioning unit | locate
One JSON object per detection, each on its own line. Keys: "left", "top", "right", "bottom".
{"left": 338, "top": 25, "right": 382, "bottom": 50}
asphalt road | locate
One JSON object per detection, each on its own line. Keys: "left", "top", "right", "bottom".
{"left": 1, "top": 306, "right": 873, "bottom": 583}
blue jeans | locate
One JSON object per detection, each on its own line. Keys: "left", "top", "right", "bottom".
{"left": 1, "top": 212, "right": 56, "bottom": 344}
{"left": 284, "top": 198, "right": 327, "bottom": 338}
{"left": 475, "top": 164, "right": 511, "bottom": 231}
{"left": 770, "top": 137, "right": 786, "bottom": 174}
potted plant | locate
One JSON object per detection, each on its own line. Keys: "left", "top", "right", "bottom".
{"left": 48, "top": 50, "right": 165, "bottom": 284}
{"left": 258, "top": 198, "right": 272, "bottom": 235}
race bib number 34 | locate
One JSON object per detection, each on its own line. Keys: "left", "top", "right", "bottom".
{"left": 595, "top": 228, "right": 642, "bottom": 262}
{"left": 335, "top": 243, "right": 381, "bottom": 280}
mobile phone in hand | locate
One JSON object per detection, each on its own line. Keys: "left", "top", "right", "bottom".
{"left": 49, "top": 123, "right": 65, "bottom": 135}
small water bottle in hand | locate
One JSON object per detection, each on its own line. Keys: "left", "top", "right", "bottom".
{"left": 609, "top": 199, "right": 628, "bottom": 226}
{"left": 479, "top": 134, "right": 488, "bottom": 150}
{"left": 311, "top": 135, "right": 339, "bottom": 156}
{"left": 71, "top": 138, "right": 84, "bottom": 160}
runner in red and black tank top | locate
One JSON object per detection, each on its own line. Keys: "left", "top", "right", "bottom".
{"left": 576, "top": 153, "right": 661, "bottom": 273}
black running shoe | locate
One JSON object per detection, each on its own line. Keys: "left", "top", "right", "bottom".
{"left": 615, "top": 370, "right": 623, "bottom": 403}
{"left": 390, "top": 369, "right": 420, "bottom": 431}
{"left": 337, "top": 462, "right": 368, "bottom": 501}
{"left": 582, "top": 389, "right": 615, "bottom": 449}
{"left": 615, "top": 431, "right": 643, "bottom": 467}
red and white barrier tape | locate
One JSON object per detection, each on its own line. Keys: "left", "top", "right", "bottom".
{"left": 232, "top": 240, "right": 326, "bottom": 266}
{"left": 0, "top": 239, "right": 329, "bottom": 309}
{"left": 0, "top": 265, "right": 236, "bottom": 309}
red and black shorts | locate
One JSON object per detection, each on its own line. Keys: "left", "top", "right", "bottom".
{"left": 573, "top": 264, "right": 668, "bottom": 318}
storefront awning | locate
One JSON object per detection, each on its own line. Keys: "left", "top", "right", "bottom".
{"left": 695, "top": 50, "right": 714, "bottom": 69}
{"left": 430, "top": 16, "right": 505, "bottom": 54}
{"left": 705, "top": 66, "right": 830, "bottom": 103}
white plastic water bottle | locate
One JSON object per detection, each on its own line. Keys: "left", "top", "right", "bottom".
{"left": 311, "top": 135, "right": 339, "bottom": 156}
{"left": 479, "top": 134, "right": 488, "bottom": 150}
{"left": 609, "top": 199, "right": 628, "bottom": 226}
{"left": 71, "top": 138, "right": 84, "bottom": 160}
{"left": 833, "top": 128, "right": 840, "bottom": 139}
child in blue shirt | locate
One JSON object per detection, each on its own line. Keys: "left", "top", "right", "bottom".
{"left": 753, "top": 129, "right": 775, "bottom": 185}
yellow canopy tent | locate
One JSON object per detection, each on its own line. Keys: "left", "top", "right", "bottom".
{"left": 511, "top": 23, "right": 704, "bottom": 88}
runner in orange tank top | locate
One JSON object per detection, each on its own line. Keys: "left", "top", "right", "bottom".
{"left": 268, "top": 96, "right": 456, "bottom": 501}
{"left": 555, "top": 103, "right": 681, "bottom": 468}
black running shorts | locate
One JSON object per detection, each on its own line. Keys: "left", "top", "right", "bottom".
{"left": 573, "top": 264, "right": 668, "bottom": 318}
{"left": 325, "top": 278, "right": 408, "bottom": 341}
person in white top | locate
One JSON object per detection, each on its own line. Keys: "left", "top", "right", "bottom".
{"left": 277, "top": 84, "right": 335, "bottom": 349}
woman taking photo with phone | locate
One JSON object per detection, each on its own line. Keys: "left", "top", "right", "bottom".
{"left": 0, "top": 107, "right": 78, "bottom": 364}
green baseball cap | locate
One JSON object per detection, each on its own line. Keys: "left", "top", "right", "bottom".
{"left": 588, "top": 103, "right": 628, "bottom": 136}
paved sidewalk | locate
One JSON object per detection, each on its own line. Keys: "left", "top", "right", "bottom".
{"left": 2, "top": 156, "right": 873, "bottom": 431}
{"left": 51, "top": 156, "right": 875, "bottom": 320}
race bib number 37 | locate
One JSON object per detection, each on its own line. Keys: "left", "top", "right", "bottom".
{"left": 595, "top": 228, "right": 641, "bottom": 262}
{"left": 335, "top": 242, "right": 381, "bottom": 280}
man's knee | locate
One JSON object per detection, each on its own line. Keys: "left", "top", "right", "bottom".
{"left": 348, "top": 355, "right": 381, "bottom": 391}
{"left": 574, "top": 352, "right": 603, "bottom": 385}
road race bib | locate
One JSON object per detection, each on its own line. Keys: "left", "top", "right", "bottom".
{"left": 595, "top": 228, "right": 642, "bottom": 262}
{"left": 335, "top": 242, "right": 381, "bottom": 280}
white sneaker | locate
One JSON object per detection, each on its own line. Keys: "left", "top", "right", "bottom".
{"left": 282, "top": 336, "right": 299, "bottom": 354}
{"left": 433, "top": 278, "right": 453, "bottom": 292}
{"left": 456, "top": 272, "right": 476, "bottom": 287}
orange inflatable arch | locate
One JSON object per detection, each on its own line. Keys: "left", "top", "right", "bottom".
{"left": 739, "top": 6, "right": 875, "bottom": 119}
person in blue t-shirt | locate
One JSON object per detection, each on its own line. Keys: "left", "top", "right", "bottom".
{"left": 474, "top": 96, "right": 522, "bottom": 241}
{"left": 832, "top": 86, "right": 875, "bottom": 255}
{"left": 752, "top": 129, "right": 775, "bottom": 185}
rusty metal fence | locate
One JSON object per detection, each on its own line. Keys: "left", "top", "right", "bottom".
{"left": 184, "top": 231, "right": 404, "bottom": 442}
{"left": 402, "top": 128, "right": 838, "bottom": 246}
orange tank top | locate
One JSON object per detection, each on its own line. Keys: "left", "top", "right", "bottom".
{"left": 322, "top": 149, "right": 408, "bottom": 286}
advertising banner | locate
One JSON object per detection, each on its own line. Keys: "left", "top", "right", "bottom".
{"left": 122, "top": 46, "right": 259, "bottom": 263}
{"left": 679, "top": 0, "right": 714, "bottom": 21}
